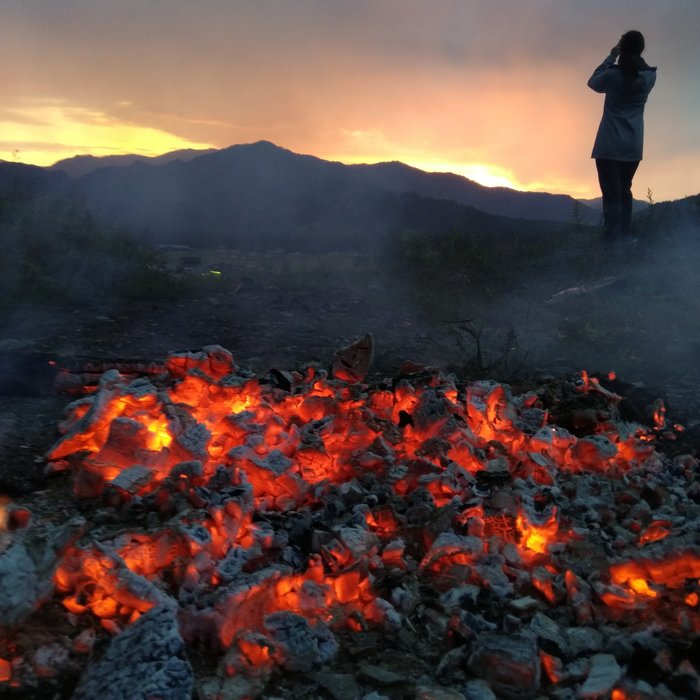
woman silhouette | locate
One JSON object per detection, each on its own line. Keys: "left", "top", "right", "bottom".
{"left": 588, "top": 30, "right": 656, "bottom": 242}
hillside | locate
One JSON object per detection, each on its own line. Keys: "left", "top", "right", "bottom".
{"left": 347, "top": 160, "right": 598, "bottom": 223}
{"left": 12, "top": 142, "right": 568, "bottom": 250}
{"left": 0, "top": 161, "right": 69, "bottom": 200}
{"left": 48, "top": 142, "right": 600, "bottom": 225}
{"left": 49, "top": 148, "right": 216, "bottom": 178}
{"left": 6, "top": 142, "right": 692, "bottom": 252}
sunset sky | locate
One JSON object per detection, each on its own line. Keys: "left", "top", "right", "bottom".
{"left": 2, "top": 0, "right": 699, "bottom": 201}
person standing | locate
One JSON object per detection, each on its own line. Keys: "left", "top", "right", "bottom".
{"left": 588, "top": 31, "right": 656, "bottom": 242}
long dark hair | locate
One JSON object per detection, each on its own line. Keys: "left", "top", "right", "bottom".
{"left": 618, "top": 30, "right": 645, "bottom": 78}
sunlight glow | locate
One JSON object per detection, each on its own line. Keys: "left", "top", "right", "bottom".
{"left": 410, "top": 160, "right": 519, "bottom": 189}
{"left": 1, "top": 99, "right": 599, "bottom": 197}
{"left": 0, "top": 99, "right": 213, "bottom": 166}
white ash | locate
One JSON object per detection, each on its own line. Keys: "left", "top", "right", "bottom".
{"left": 107, "top": 464, "right": 155, "bottom": 495}
{"left": 577, "top": 653, "right": 622, "bottom": 698}
{"left": 174, "top": 422, "right": 211, "bottom": 459}
{"left": 0, "top": 517, "right": 84, "bottom": 629}
{"left": 467, "top": 633, "right": 541, "bottom": 699}
{"left": 263, "top": 611, "right": 337, "bottom": 672}
{"left": 72, "top": 603, "right": 192, "bottom": 700}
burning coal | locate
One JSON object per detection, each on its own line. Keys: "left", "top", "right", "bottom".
{"left": 1, "top": 345, "right": 699, "bottom": 698}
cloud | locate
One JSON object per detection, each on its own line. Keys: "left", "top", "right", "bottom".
{"left": 2, "top": 0, "right": 699, "bottom": 199}
{"left": 0, "top": 99, "right": 213, "bottom": 165}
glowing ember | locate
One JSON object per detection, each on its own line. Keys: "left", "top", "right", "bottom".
{"left": 0, "top": 658, "right": 11, "bottom": 683}
{"left": 609, "top": 552, "right": 700, "bottom": 590}
{"left": 0, "top": 496, "right": 9, "bottom": 532}
{"left": 638, "top": 519, "right": 671, "bottom": 545}
{"left": 515, "top": 509, "right": 562, "bottom": 555}
{"left": 5, "top": 345, "right": 691, "bottom": 695}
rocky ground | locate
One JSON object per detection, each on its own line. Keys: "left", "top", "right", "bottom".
{"left": 1, "top": 249, "right": 700, "bottom": 495}
{"left": 2, "top": 250, "right": 700, "bottom": 699}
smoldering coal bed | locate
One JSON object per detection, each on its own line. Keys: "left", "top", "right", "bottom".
{"left": 1, "top": 344, "right": 699, "bottom": 700}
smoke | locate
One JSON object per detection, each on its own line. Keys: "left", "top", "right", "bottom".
{"left": 425, "top": 216, "right": 700, "bottom": 418}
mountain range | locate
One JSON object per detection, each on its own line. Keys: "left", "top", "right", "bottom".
{"left": 0, "top": 141, "right": 685, "bottom": 252}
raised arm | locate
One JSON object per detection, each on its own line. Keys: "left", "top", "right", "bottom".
{"left": 587, "top": 54, "right": 617, "bottom": 92}
{"left": 588, "top": 40, "right": 621, "bottom": 93}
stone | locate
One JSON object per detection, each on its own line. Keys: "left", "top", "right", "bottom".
{"left": 72, "top": 604, "right": 193, "bottom": 700}
{"left": 509, "top": 596, "right": 539, "bottom": 613}
{"left": 198, "top": 673, "right": 266, "bottom": 700}
{"left": 569, "top": 435, "right": 617, "bottom": 470}
{"left": 530, "top": 612, "right": 566, "bottom": 655}
{"left": 564, "top": 627, "right": 604, "bottom": 658}
{"left": 358, "top": 664, "right": 407, "bottom": 686}
{"left": 263, "top": 612, "right": 337, "bottom": 672}
{"left": 32, "top": 642, "right": 70, "bottom": 678}
{"left": 577, "top": 653, "right": 622, "bottom": 698}
{"left": 107, "top": 464, "right": 155, "bottom": 495}
{"left": 467, "top": 633, "right": 541, "bottom": 699}
{"left": 415, "top": 685, "right": 466, "bottom": 700}
{"left": 308, "top": 671, "right": 362, "bottom": 700}
{"left": 462, "top": 679, "right": 497, "bottom": 700}
{"left": 332, "top": 334, "right": 373, "bottom": 383}
{"left": 0, "top": 517, "right": 84, "bottom": 629}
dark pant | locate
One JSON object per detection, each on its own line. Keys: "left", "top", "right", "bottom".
{"left": 595, "top": 158, "right": 640, "bottom": 240}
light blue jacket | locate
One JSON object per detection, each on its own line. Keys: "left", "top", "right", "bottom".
{"left": 588, "top": 55, "right": 657, "bottom": 161}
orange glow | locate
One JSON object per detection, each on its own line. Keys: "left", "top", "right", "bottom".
{"left": 539, "top": 651, "right": 564, "bottom": 684}
{"left": 45, "top": 349, "right": 675, "bottom": 659}
{"left": 365, "top": 509, "right": 400, "bottom": 538}
{"left": 408, "top": 159, "right": 521, "bottom": 189}
{"left": 652, "top": 399, "right": 667, "bottom": 430}
{"left": 610, "top": 553, "right": 700, "bottom": 590}
{"left": 628, "top": 578, "right": 658, "bottom": 598}
{"left": 0, "top": 657, "right": 12, "bottom": 683}
{"left": 483, "top": 514, "right": 517, "bottom": 543}
{"left": 238, "top": 638, "right": 271, "bottom": 666}
{"left": 143, "top": 415, "right": 173, "bottom": 451}
{"left": 0, "top": 496, "right": 9, "bottom": 532}
{"left": 611, "top": 690, "right": 633, "bottom": 700}
{"left": 532, "top": 575, "right": 557, "bottom": 605}
{"left": 602, "top": 552, "right": 700, "bottom": 617}
{"left": 638, "top": 520, "right": 671, "bottom": 545}
{"left": 48, "top": 357, "right": 661, "bottom": 506}
{"left": 2, "top": 101, "right": 213, "bottom": 167}
{"left": 216, "top": 566, "right": 382, "bottom": 650}
{"left": 516, "top": 509, "right": 561, "bottom": 555}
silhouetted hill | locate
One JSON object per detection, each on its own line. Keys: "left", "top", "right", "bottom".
{"left": 634, "top": 192, "right": 700, "bottom": 236}
{"left": 7, "top": 141, "right": 671, "bottom": 251}
{"left": 50, "top": 148, "right": 216, "bottom": 178}
{"left": 347, "top": 161, "right": 599, "bottom": 224}
{"left": 579, "top": 196, "right": 648, "bottom": 214}
{"left": 0, "top": 162, "right": 69, "bottom": 200}
{"left": 60, "top": 141, "right": 562, "bottom": 250}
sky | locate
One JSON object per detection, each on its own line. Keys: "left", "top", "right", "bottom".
{"left": 2, "top": 0, "right": 699, "bottom": 201}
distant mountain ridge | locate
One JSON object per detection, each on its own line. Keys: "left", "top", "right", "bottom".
{"left": 3, "top": 141, "right": 689, "bottom": 251}
{"left": 47, "top": 142, "right": 599, "bottom": 224}
{"left": 55, "top": 141, "right": 575, "bottom": 249}
{"left": 49, "top": 148, "right": 216, "bottom": 178}
{"left": 578, "top": 196, "right": 648, "bottom": 214}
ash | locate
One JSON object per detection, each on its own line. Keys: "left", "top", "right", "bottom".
{"left": 0, "top": 345, "right": 699, "bottom": 700}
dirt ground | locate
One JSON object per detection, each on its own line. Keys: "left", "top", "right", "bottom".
{"left": 1, "top": 250, "right": 700, "bottom": 699}
{"left": 2, "top": 249, "right": 699, "bottom": 495}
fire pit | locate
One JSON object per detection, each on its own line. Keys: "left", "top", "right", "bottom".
{"left": 1, "top": 345, "right": 698, "bottom": 699}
